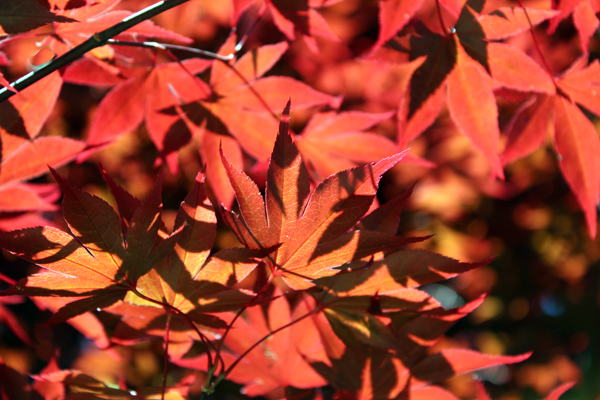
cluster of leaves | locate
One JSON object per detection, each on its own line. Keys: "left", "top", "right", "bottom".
{"left": 0, "top": 0, "right": 598, "bottom": 398}
{"left": 0, "top": 104, "right": 544, "bottom": 398}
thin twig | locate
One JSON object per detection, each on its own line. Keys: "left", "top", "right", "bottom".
{"left": 216, "top": 304, "right": 322, "bottom": 387}
{"left": 106, "top": 39, "right": 234, "bottom": 61}
{"left": 0, "top": 0, "right": 190, "bottom": 103}
{"left": 435, "top": 0, "right": 449, "bottom": 36}
{"left": 213, "top": 271, "right": 275, "bottom": 377}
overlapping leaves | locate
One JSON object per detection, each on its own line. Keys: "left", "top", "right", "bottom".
{"left": 221, "top": 101, "right": 424, "bottom": 290}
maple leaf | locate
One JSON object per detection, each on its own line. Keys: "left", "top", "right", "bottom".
{"left": 308, "top": 250, "right": 487, "bottom": 353}
{"left": 0, "top": 183, "right": 60, "bottom": 213}
{"left": 502, "top": 57, "right": 600, "bottom": 237}
{"left": 294, "top": 110, "right": 401, "bottom": 181}
{"left": 176, "top": 289, "right": 329, "bottom": 396}
{"left": 0, "top": 0, "right": 76, "bottom": 34}
{"left": 477, "top": 7, "right": 559, "bottom": 40}
{"left": 98, "top": 169, "right": 268, "bottom": 345}
{"left": 309, "top": 296, "right": 531, "bottom": 399}
{"left": 233, "top": 0, "right": 341, "bottom": 53}
{"left": 0, "top": 168, "right": 180, "bottom": 324}
{"left": 221, "top": 101, "right": 425, "bottom": 290}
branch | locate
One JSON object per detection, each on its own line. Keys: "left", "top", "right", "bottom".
{"left": 0, "top": 0, "right": 190, "bottom": 103}
{"left": 106, "top": 39, "right": 234, "bottom": 61}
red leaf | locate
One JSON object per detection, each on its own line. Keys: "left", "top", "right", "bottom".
{"left": 31, "top": 358, "right": 64, "bottom": 400}
{"left": 222, "top": 103, "right": 408, "bottom": 289}
{"left": 0, "top": 302, "right": 32, "bottom": 346}
{"left": 548, "top": 0, "right": 581, "bottom": 34}
{"left": 295, "top": 110, "right": 399, "bottom": 181}
{"left": 200, "top": 130, "right": 244, "bottom": 208}
{"left": 501, "top": 95, "right": 553, "bottom": 165}
{"left": 0, "top": 359, "right": 35, "bottom": 400}
{"left": 447, "top": 51, "right": 503, "bottom": 179}
{"left": 0, "top": 183, "right": 59, "bottom": 212}
{"left": 478, "top": 7, "right": 560, "bottom": 40}
{"left": 552, "top": 95, "right": 600, "bottom": 238}
{"left": 0, "top": 71, "right": 15, "bottom": 93}
{"left": 32, "top": 297, "right": 110, "bottom": 349}
{"left": 573, "top": 1, "right": 600, "bottom": 53}
{"left": 374, "top": 0, "right": 426, "bottom": 50}
{"left": 87, "top": 58, "right": 209, "bottom": 152}
{"left": 0, "top": 137, "right": 86, "bottom": 187}
{"left": 543, "top": 381, "right": 577, "bottom": 400}
{"left": 0, "top": 71, "right": 62, "bottom": 155}
{"left": 557, "top": 58, "right": 600, "bottom": 117}
{"left": 488, "top": 43, "right": 555, "bottom": 94}
{"left": 410, "top": 349, "right": 532, "bottom": 386}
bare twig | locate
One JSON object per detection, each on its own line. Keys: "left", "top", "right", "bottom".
{"left": 106, "top": 39, "right": 234, "bottom": 61}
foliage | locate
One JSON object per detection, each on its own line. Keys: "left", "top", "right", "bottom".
{"left": 0, "top": 0, "right": 597, "bottom": 399}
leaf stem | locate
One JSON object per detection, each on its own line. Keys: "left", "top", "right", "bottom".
{"left": 128, "top": 287, "right": 222, "bottom": 374}
{"left": 216, "top": 304, "right": 321, "bottom": 388}
{"left": 213, "top": 271, "right": 275, "bottom": 373}
{"left": 161, "top": 310, "right": 172, "bottom": 400}
{"left": 0, "top": 0, "right": 191, "bottom": 103}
{"left": 435, "top": 0, "right": 449, "bottom": 36}
{"left": 515, "top": 0, "right": 557, "bottom": 83}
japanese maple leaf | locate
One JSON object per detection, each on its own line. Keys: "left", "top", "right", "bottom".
{"left": 309, "top": 296, "right": 530, "bottom": 399}
{"left": 0, "top": 168, "right": 180, "bottom": 324}
{"left": 95, "top": 168, "right": 268, "bottom": 348}
{"left": 502, "top": 56, "right": 600, "bottom": 238}
{"left": 307, "top": 250, "right": 487, "bottom": 354}
{"left": 232, "top": 0, "right": 341, "bottom": 53}
{"left": 176, "top": 289, "right": 328, "bottom": 396}
{"left": 220, "top": 101, "right": 424, "bottom": 289}
{"left": 294, "top": 110, "right": 401, "bottom": 181}
{"left": 372, "top": 0, "right": 556, "bottom": 179}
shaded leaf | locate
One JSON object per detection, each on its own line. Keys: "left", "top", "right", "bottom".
{"left": 222, "top": 102, "right": 410, "bottom": 289}
{"left": 0, "top": 0, "right": 76, "bottom": 34}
